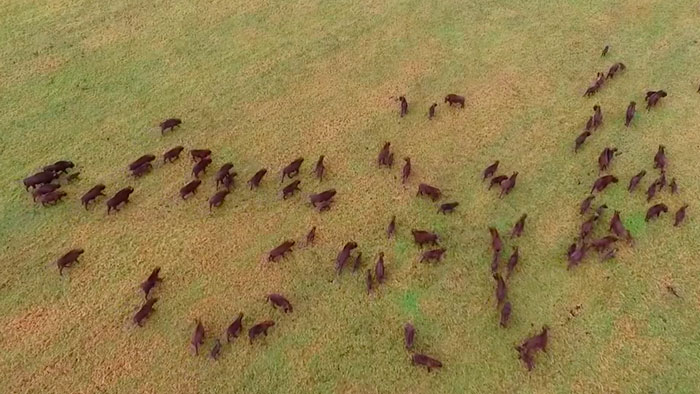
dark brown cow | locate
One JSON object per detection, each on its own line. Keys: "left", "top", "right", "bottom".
{"left": 313, "top": 155, "right": 325, "bottom": 181}
{"left": 268, "top": 241, "right": 295, "bottom": 262}
{"left": 592, "top": 105, "right": 603, "bottom": 129}
{"left": 483, "top": 161, "right": 499, "bottom": 180}
{"left": 444, "top": 94, "right": 465, "bottom": 108}
{"left": 37, "top": 191, "right": 66, "bottom": 206}
{"left": 567, "top": 242, "right": 588, "bottom": 269}
{"left": 32, "top": 183, "right": 60, "bottom": 201}
{"left": 129, "top": 155, "right": 155, "bottom": 172}
{"left": 506, "top": 247, "right": 519, "bottom": 278}
{"left": 499, "top": 172, "right": 518, "bottom": 197}
{"left": 208, "top": 190, "right": 229, "bottom": 210}
{"left": 399, "top": 96, "right": 408, "bottom": 117}
{"left": 310, "top": 189, "right": 336, "bottom": 206}
{"left": 23, "top": 171, "right": 57, "bottom": 190}
{"left": 133, "top": 298, "right": 158, "bottom": 327}
{"left": 585, "top": 116, "right": 594, "bottom": 132}
{"left": 489, "top": 175, "right": 508, "bottom": 190}
{"left": 656, "top": 172, "right": 667, "bottom": 190}
{"left": 282, "top": 180, "right": 301, "bottom": 199}
{"left": 610, "top": 211, "right": 632, "bottom": 242}
{"left": 131, "top": 162, "right": 152, "bottom": 177}
{"left": 420, "top": 248, "right": 446, "bottom": 263}
{"left": 249, "top": 321, "right": 275, "bottom": 344}
{"left": 404, "top": 323, "right": 415, "bottom": 350}
{"left": 654, "top": 145, "right": 666, "bottom": 171}
{"left": 267, "top": 294, "right": 293, "bottom": 313}
{"left": 601, "top": 45, "right": 609, "bottom": 56}
{"left": 402, "top": 158, "right": 411, "bottom": 183}
{"left": 628, "top": 170, "right": 646, "bottom": 192}
{"left": 281, "top": 158, "right": 304, "bottom": 182}
{"left": 56, "top": 249, "right": 84, "bottom": 275}
{"left": 625, "top": 102, "right": 636, "bottom": 127}
{"left": 674, "top": 205, "right": 688, "bottom": 227}
{"left": 580, "top": 195, "right": 595, "bottom": 215}
{"left": 575, "top": 131, "right": 591, "bottom": 152}
{"left": 248, "top": 169, "right": 267, "bottom": 189}
{"left": 180, "top": 180, "right": 201, "bottom": 199}
{"left": 160, "top": 118, "right": 181, "bottom": 134}
{"left": 227, "top": 313, "right": 244, "bottom": 342}
{"left": 606, "top": 62, "right": 626, "bottom": 79}
{"left": 493, "top": 273, "right": 507, "bottom": 307}
{"left": 352, "top": 252, "right": 362, "bottom": 272}
{"left": 500, "top": 301, "right": 512, "bottom": 328}
{"left": 192, "top": 157, "right": 212, "bottom": 178}
{"left": 412, "top": 230, "right": 439, "bottom": 247}
{"left": 428, "top": 103, "right": 437, "bottom": 119}
{"left": 335, "top": 242, "right": 358, "bottom": 273}
{"left": 491, "top": 250, "right": 500, "bottom": 274}
{"left": 163, "top": 146, "right": 184, "bottom": 163}
{"left": 375, "top": 253, "right": 385, "bottom": 283}
{"left": 646, "top": 90, "right": 667, "bottom": 110}
{"left": 43, "top": 160, "right": 74, "bottom": 174}
{"left": 591, "top": 236, "right": 618, "bottom": 253}
{"left": 591, "top": 175, "right": 618, "bottom": 193}
{"left": 438, "top": 202, "right": 458, "bottom": 214}
{"left": 378, "top": 143, "right": 393, "bottom": 168}
{"left": 417, "top": 183, "right": 441, "bottom": 201}
{"left": 215, "top": 163, "right": 234, "bottom": 189}
{"left": 190, "top": 149, "right": 212, "bottom": 162}
{"left": 387, "top": 216, "right": 396, "bottom": 238}
{"left": 412, "top": 354, "right": 443, "bottom": 372}
{"left": 516, "top": 326, "right": 549, "bottom": 371}
{"left": 598, "top": 147, "right": 617, "bottom": 172}
{"left": 306, "top": 226, "right": 316, "bottom": 246}
{"left": 580, "top": 216, "right": 597, "bottom": 240}
{"left": 511, "top": 214, "right": 527, "bottom": 238}
{"left": 489, "top": 227, "right": 503, "bottom": 253}
{"left": 80, "top": 184, "right": 106, "bottom": 208}
{"left": 210, "top": 339, "right": 222, "bottom": 360}
{"left": 221, "top": 171, "right": 237, "bottom": 190}
{"left": 192, "top": 320, "right": 205, "bottom": 355}
{"left": 141, "top": 267, "right": 162, "bottom": 299}
{"left": 646, "top": 181, "right": 658, "bottom": 202}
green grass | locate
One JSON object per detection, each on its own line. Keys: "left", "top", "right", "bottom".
{"left": 2, "top": 0, "right": 700, "bottom": 392}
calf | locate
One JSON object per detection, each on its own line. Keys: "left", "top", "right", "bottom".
{"left": 591, "top": 175, "right": 618, "bottom": 193}
{"left": 402, "top": 157, "right": 411, "bottom": 183}
{"left": 56, "top": 248, "right": 84, "bottom": 275}
{"left": 352, "top": 252, "right": 362, "bottom": 272}
{"left": 483, "top": 161, "right": 499, "bottom": 180}
{"left": 215, "top": 163, "right": 234, "bottom": 189}
{"left": 444, "top": 94, "right": 465, "bottom": 108}
{"left": 387, "top": 216, "right": 396, "bottom": 238}
{"left": 227, "top": 313, "right": 244, "bottom": 342}
{"left": 192, "top": 320, "right": 205, "bottom": 355}
{"left": 574, "top": 131, "right": 591, "bottom": 152}
{"left": 609, "top": 211, "right": 632, "bottom": 242}
{"left": 38, "top": 191, "right": 67, "bottom": 206}
{"left": 598, "top": 147, "right": 617, "bottom": 172}
{"left": 133, "top": 298, "right": 158, "bottom": 327}
{"left": 420, "top": 248, "right": 446, "bottom": 263}
{"left": 412, "top": 354, "right": 443, "bottom": 372}
{"left": 606, "top": 62, "right": 625, "bottom": 79}
{"left": 506, "top": 247, "right": 519, "bottom": 278}
{"left": 107, "top": 187, "right": 134, "bottom": 213}
{"left": 267, "top": 293, "right": 293, "bottom": 313}
{"left": 312, "top": 155, "right": 325, "bottom": 181}
{"left": 131, "top": 162, "right": 152, "bottom": 177}
{"left": 674, "top": 205, "right": 688, "bottom": 227}
{"left": 412, "top": 230, "right": 439, "bottom": 247}
{"left": 80, "top": 184, "right": 106, "bottom": 208}
{"left": 248, "top": 169, "right": 267, "bottom": 189}
{"left": 489, "top": 175, "right": 508, "bottom": 190}
{"left": 163, "top": 146, "right": 184, "bottom": 163}
{"left": 190, "top": 149, "right": 212, "bottom": 162}
{"left": 404, "top": 323, "right": 415, "bottom": 349}
{"left": 625, "top": 102, "right": 636, "bottom": 127}
{"left": 268, "top": 241, "right": 295, "bottom": 262}
{"left": 282, "top": 180, "right": 301, "bottom": 199}
{"left": 511, "top": 214, "right": 527, "bottom": 238}
{"left": 428, "top": 103, "right": 437, "bottom": 119}
{"left": 500, "top": 301, "right": 512, "bottom": 328}
{"left": 654, "top": 145, "right": 666, "bottom": 171}
{"left": 192, "top": 157, "right": 212, "bottom": 178}
{"left": 628, "top": 170, "right": 646, "bottom": 192}
{"left": 399, "top": 96, "right": 408, "bottom": 117}
{"left": 309, "top": 189, "right": 336, "bottom": 206}
{"left": 43, "top": 160, "right": 74, "bottom": 174}
{"left": 141, "top": 267, "right": 162, "bottom": 299}
{"left": 417, "top": 183, "right": 441, "bottom": 201}
{"left": 493, "top": 273, "right": 507, "bottom": 306}
{"left": 375, "top": 253, "right": 385, "bottom": 283}
{"left": 499, "top": 172, "right": 518, "bottom": 197}
{"left": 601, "top": 45, "right": 609, "bottom": 56}
{"left": 249, "top": 320, "right": 275, "bottom": 344}
{"left": 438, "top": 202, "right": 458, "bottom": 214}
{"left": 489, "top": 227, "right": 502, "bottom": 253}
{"left": 378, "top": 143, "right": 393, "bottom": 167}
{"left": 179, "top": 180, "right": 202, "bottom": 199}
{"left": 160, "top": 118, "right": 181, "bottom": 134}
{"left": 209, "top": 189, "right": 230, "bottom": 210}
{"left": 580, "top": 195, "right": 595, "bottom": 215}
{"left": 336, "top": 242, "right": 358, "bottom": 273}
{"left": 66, "top": 172, "right": 80, "bottom": 183}
{"left": 23, "top": 171, "right": 57, "bottom": 190}
{"left": 129, "top": 155, "right": 155, "bottom": 171}
{"left": 32, "top": 183, "right": 60, "bottom": 201}
{"left": 656, "top": 172, "right": 667, "bottom": 190}
{"left": 210, "top": 339, "right": 222, "bottom": 360}
{"left": 306, "top": 226, "right": 316, "bottom": 246}
{"left": 281, "top": 158, "right": 304, "bottom": 181}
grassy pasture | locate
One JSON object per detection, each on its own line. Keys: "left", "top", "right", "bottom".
{"left": 2, "top": 0, "right": 700, "bottom": 392}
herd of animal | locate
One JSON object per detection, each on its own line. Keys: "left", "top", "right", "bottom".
{"left": 20, "top": 44, "right": 692, "bottom": 374}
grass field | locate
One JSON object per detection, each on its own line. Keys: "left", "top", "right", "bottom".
{"left": 2, "top": 0, "right": 700, "bottom": 392}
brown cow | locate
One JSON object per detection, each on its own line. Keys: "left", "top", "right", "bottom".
{"left": 412, "top": 230, "right": 439, "bottom": 247}
{"left": 500, "top": 301, "right": 512, "bottom": 328}
{"left": 592, "top": 105, "right": 603, "bottom": 130}
{"left": 56, "top": 249, "right": 84, "bottom": 275}
{"left": 404, "top": 323, "right": 415, "bottom": 349}
{"left": 444, "top": 94, "right": 465, "bottom": 108}
{"left": 489, "top": 175, "right": 508, "bottom": 190}
{"left": 585, "top": 116, "right": 594, "bottom": 132}
{"left": 402, "top": 158, "right": 411, "bottom": 183}
{"left": 32, "top": 183, "right": 60, "bottom": 201}
{"left": 591, "top": 175, "right": 618, "bottom": 193}
{"left": 674, "top": 205, "right": 688, "bottom": 227}
{"left": 516, "top": 326, "right": 549, "bottom": 371}
{"left": 511, "top": 214, "right": 527, "bottom": 238}
{"left": 500, "top": 172, "right": 518, "bottom": 197}
{"left": 310, "top": 189, "right": 336, "bottom": 206}
{"left": 591, "top": 236, "right": 618, "bottom": 253}
{"left": 23, "top": 171, "right": 57, "bottom": 190}
{"left": 575, "top": 131, "right": 591, "bottom": 152}
{"left": 654, "top": 145, "right": 666, "bottom": 171}
{"left": 580, "top": 195, "right": 595, "bottom": 215}
{"left": 352, "top": 252, "right": 362, "bottom": 272}
{"left": 131, "top": 162, "right": 152, "bottom": 177}
{"left": 598, "top": 147, "right": 617, "bottom": 172}
{"left": 417, "top": 183, "right": 441, "bottom": 201}
{"left": 268, "top": 241, "right": 295, "bottom": 262}
{"left": 192, "top": 320, "right": 205, "bottom": 355}
{"left": 625, "top": 102, "right": 636, "bottom": 127}
{"left": 192, "top": 157, "right": 212, "bottom": 178}
{"left": 267, "top": 294, "right": 293, "bottom": 313}
{"left": 37, "top": 191, "right": 66, "bottom": 206}
{"left": 610, "top": 211, "right": 632, "bottom": 242}
{"left": 489, "top": 227, "right": 503, "bottom": 253}
{"left": 606, "top": 62, "right": 626, "bottom": 79}
{"left": 646, "top": 90, "right": 667, "bottom": 110}
{"left": 179, "top": 180, "right": 201, "bottom": 199}
{"left": 160, "top": 118, "right": 181, "bottom": 134}
{"left": 79, "top": 184, "right": 106, "bottom": 208}
{"left": 399, "top": 96, "right": 408, "bottom": 117}
{"left": 567, "top": 242, "right": 588, "bottom": 269}
{"left": 420, "top": 248, "right": 446, "bottom": 263}
{"left": 428, "top": 103, "right": 437, "bottom": 119}
{"left": 43, "top": 160, "right": 74, "bottom": 174}
{"left": 387, "top": 216, "right": 396, "bottom": 238}
{"left": 313, "top": 155, "right": 325, "bottom": 181}
{"left": 282, "top": 180, "right": 301, "bottom": 199}
{"left": 209, "top": 190, "right": 229, "bottom": 210}
{"left": 281, "top": 158, "right": 304, "bottom": 182}
{"left": 335, "top": 242, "right": 358, "bottom": 274}
{"left": 141, "top": 267, "right": 162, "bottom": 299}
{"left": 506, "top": 247, "right": 519, "bottom": 278}
{"left": 129, "top": 154, "right": 155, "bottom": 172}
{"left": 210, "top": 339, "right": 222, "bottom": 360}
{"left": 133, "top": 298, "right": 158, "bottom": 326}
{"left": 438, "top": 202, "right": 458, "bottom": 214}
{"left": 215, "top": 163, "right": 234, "bottom": 189}
{"left": 601, "top": 45, "right": 609, "bottom": 56}
{"left": 306, "top": 226, "right": 316, "bottom": 246}
{"left": 628, "top": 170, "right": 646, "bottom": 192}
{"left": 378, "top": 143, "right": 393, "bottom": 167}
{"left": 375, "top": 253, "right": 385, "bottom": 283}
{"left": 494, "top": 273, "right": 507, "bottom": 307}
{"left": 412, "top": 354, "right": 443, "bottom": 372}
{"left": 163, "top": 146, "right": 184, "bottom": 163}
{"left": 227, "top": 313, "right": 244, "bottom": 342}
{"left": 491, "top": 250, "right": 500, "bottom": 274}
{"left": 248, "top": 169, "right": 267, "bottom": 189}
{"left": 249, "top": 321, "right": 275, "bottom": 344}
{"left": 483, "top": 161, "right": 499, "bottom": 180}
{"left": 190, "top": 149, "right": 212, "bottom": 162}
{"left": 646, "top": 181, "right": 658, "bottom": 202}
{"left": 670, "top": 178, "right": 678, "bottom": 194}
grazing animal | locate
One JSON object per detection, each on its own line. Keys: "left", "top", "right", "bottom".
{"left": 191, "top": 320, "right": 205, "bottom": 355}
{"left": 268, "top": 241, "right": 295, "bottom": 262}
{"left": 375, "top": 253, "right": 385, "bottom": 283}
{"left": 506, "top": 247, "right": 519, "bottom": 278}
{"left": 244, "top": 169, "right": 266, "bottom": 190}
{"left": 179, "top": 180, "right": 202, "bottom": 199}
{"left": 248, "top": 321, "right": 275, "bottom": 344}
{"left": 438, "top": 202, "right": 459, "bottom": 214}
{"left": 131, "top": 162, "right": 152, "bottom": 177}
{"left": 417, "top": 183, "right": 441, "bottom": 201}
{"left": 591, "top": 236, "right": 618, "bottom": 253}
{"left": 310, "top": 189, "right": 336, "bottom": 206}
{"left": 80, "top": 184, "right": 106, "bottom": 209}
{"left": 160, "top": 118, "right": 181, "bottom": 134}
{"left": 500, "top": 302, "right": 512, "bottom": 328}
{"left": 378, "top": 143, "right": 393, "bottom": 167}
{"left": 282, "top": 180, "right": 301, "bottom": 199}
{"left": 516, "top": 326, "right": 549, "bottom": 371}
{"left": 56, "top": 249, "right": 84, "bottom": 275}
{"left": 412, "top": 230, "right": 439, "bottom": 247}
{"left": 313, "top": 155, "right": 325, "bottom": 181}
{"left": 646, "top": 90, "right": 667, "bottom": 110}
{"left": 163, "top": 146, "right": 184, "bottom": 162}
{"left": 670, "top": 178, "right": 678, "bottom": 194}
{"left": 628, "top": 170, "right": 646, "bottom": 192}
{"left": 420, "top": 248, "right": 446, "bottom": 263}
{"left": 352, "top": 253, "right": 362, "bottom": 272}
{"left": 366, "top": 269, "right": 373, "bottom": 294}
{"left": 444, "top": 94, "right": 465, "bottom": 108}
{"left": 625, "top": 102, "right": 636, "bottom": 127}
{"left": 483, "top": 161, "right": 499, "bottom": 180}
{"left": 335, "top": 242, "right": 358, "bottom": 273}
{"left": 128, "top": 155, "right": 155, "bottom": 172}
{"left": 190, "top": 149, "right": 212, "bottom": 162}
{"left": 215, "top": 163, "right": 234, "bottom": 189}
{"left": 43, "top": 160, "right": 74, "bottom": 174}
{"left": 412, "top": 354, "right": 443, "bottom": 372}
{"left": 489, "top": 175, "right": 508, "bottom": 190}
{"left": 493, "top": 273, "right": 507, "bottom": 306}
{"left": 499, "top": 172, "right": 518, "bottom": 197}
{"left": 387, "top": 216, "right": 396, "bottom": 238}
{"left": 209, "top": 190, "right": 229, "bottom": 211}
{"left": 491, "top": 250, "right": 500, "bottom": 274}
{"left": 32, "top": 183, "right": 61, "bottom": 201}
{"left": 580, "top": 195, "right": 595, "bottom": 215}
{"left": 221, "top": 171, "right": 237, "bottom": 190}
{"left": 598, "top": 147, "right": 617, "bottom": 172}
{"left": 511, "top": 214, "right": 527, "bottom": 238}
{"left": 591, "top": 175, "right": 618, "bottom": 193}
{"left": 606, "top": 62, "right": 625, "bottom": 79}
{"left": 227, "top": 313, "right": 244, "bottom": 342}
{"left": 567, "top": 242, "right": 588, "bottom": 269}
{"left": 23, "top": 171, "right": 57, "bottom": 190}
{"left": 656, "top": 172, "right": 667, "bottom": 190}
{"left": 141, "top": 267, "right": 162, "bottom": 299}
{"left": 610, "top": 211, "right": 632, "bottom": 242}
{"left": 281, "top": 158, "right": 304, "bottom": 182}
{"left": 402, "top": 158, "right": 411, "bottom": 183}
{"left": 192, "top": 157, "right": 212, "bottom": 178}
{"left": 267, "top": 294, "right": 293, "bottom": 313}
{"left": 585, "top": 116, "right": 594, "bottom": 132}
{"left": 133, "top": 298, "right": 158, "bottom": 327}
{"left": 66, "top": 172, "right": 80, "bottom": 183}
{"left": 580, "top": 216, "right": 597, "bottom": 240}
{"left": 592, "top": 105, "right": 603, "bottom": 129}
{"left": 646, "top": 181, "right": 658, "bottom": 202}
{"left": 428, "top": 103, "right": 437, "bottom": 119}
{"left": 675, "top": 205, "right": 688, "bottom": 227}
{"left": 306, "top": 226, "right": 316, "bottom": 246}
{"left": 106, "top": 187, "right": 134, "bottom": 213}
{"left": 210, "top": 339, "right": 222, "bottom": 360}
{"left": 489, "top": 227, "right": 503, "bottom": 253}
{"left": 404, "top": 323, "right": 415, "bottom": 349}
{"left": 654, "top": 145, "right": 667, "bottom": 171}
{"left": 601, "top": 45, "right": 609, "bottom": 56}
{"left": 575, "top": 131, "right": 591, "bottom": 152}
{"left": 398, "top": 96, "right": 408, "bottom": 117}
